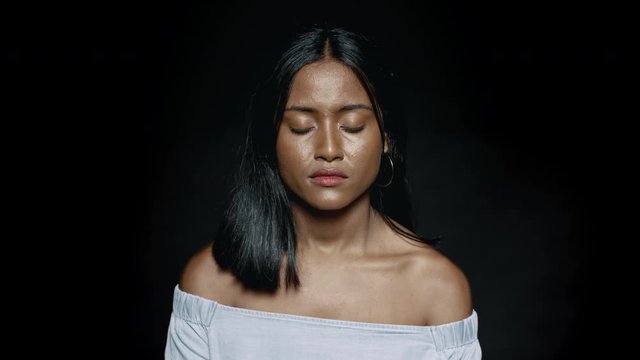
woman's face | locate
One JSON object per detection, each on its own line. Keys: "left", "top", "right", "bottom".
{"left": 276, "top": 60, "right": 388, "bottom": 211}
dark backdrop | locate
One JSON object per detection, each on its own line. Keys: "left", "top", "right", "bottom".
{"left": 10, "top": 0, "right": 630, "bottom": 358}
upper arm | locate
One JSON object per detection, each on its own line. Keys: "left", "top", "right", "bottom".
{"left": 179, "top": 243, "right": 238, "bottom": 304}
{"left": 416, "top": 251, "right": 473, "bottom": 326}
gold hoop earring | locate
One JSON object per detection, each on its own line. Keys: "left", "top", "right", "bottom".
{"left": 376, "top": 153, "right": 394, "bottom": 188}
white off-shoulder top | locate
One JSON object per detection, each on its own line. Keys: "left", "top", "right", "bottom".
{"left": 165, "top": 285, "right": 481, "bottom": 359}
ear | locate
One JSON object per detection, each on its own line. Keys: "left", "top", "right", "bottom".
{"left": 383, "top": 132, "right": 389, "bottom": 154}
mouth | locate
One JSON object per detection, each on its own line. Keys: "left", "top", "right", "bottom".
{"left": 309, "top": 168, "right": 348, "bottom": 187}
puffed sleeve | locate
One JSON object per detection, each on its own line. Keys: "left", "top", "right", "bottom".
{"left": 430, "top": 310, "right": 482, "bottom": 359}
{"left": 441, "top": 339, "right": 482, "bottom": 359}
{"left": 165, "top": 286, "right": 217, "bottom": 359}
{"left": 165, "top": 313, "right": 210, "bottom": 359}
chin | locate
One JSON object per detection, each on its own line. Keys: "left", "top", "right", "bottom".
{"left": 312, "top": 203, "right": 349, "bottom": 211}
{"left": 306, "top": 195, "right": 360, "bottom": 211}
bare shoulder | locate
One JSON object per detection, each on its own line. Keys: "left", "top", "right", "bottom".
{"left": 179, "top": 242, "right": 240, "bottom": 304}
{"left": 380, "top": 215, "right": 473, "bottom": 325}
{"left": 406, "top": 247, "right": 473, "bottom": 325}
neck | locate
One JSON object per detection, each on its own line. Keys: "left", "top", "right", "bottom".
{"left": 291, "top": 191, "right": 382, "bottom": 257}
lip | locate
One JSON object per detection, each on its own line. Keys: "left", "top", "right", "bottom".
{"left": 310, "top": 168, "right": 348, "bottom": 178}
{"left": 310, "top": 168, "right": 348, "bottom": 187}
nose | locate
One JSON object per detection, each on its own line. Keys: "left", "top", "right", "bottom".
{"left": 314, "top": 122, "right": 344, "bottom": 162}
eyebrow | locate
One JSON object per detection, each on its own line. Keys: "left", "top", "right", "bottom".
{"left": 284, "top": 103, "right": 373, "bottom": 113}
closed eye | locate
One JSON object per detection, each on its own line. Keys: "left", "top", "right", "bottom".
{"left": 290, "top": 127, "right": 313, "bottom": 135}
{"left": 341, "top": 125, "right": 365, "bottom": 133}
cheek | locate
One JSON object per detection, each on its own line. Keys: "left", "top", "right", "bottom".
{"left": 275, "top": 138, "right": 290, "bottom": 172}
{"left": 351, "top": 133, "right": 382, "bottom": 165}
{"left": 276, "top": 133, "right": 307, "bottom": 174}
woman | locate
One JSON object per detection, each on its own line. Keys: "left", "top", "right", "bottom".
{"left": 166, "top": 27, "right": 481, "bottom": 359}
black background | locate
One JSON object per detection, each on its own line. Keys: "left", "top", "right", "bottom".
{"left": 7, "top": 0, "right": 631, "bottom": 358}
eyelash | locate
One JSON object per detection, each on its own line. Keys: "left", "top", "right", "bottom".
{"left": 291, "top": 128, "right": 312, "bottom": 135}
{"left": 343, "top": 126, "right": 365, "bottom": 134}
{"left": 290, "top": 126, "right": 365, "bottom": 135}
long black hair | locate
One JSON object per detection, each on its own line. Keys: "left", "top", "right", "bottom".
{"left": 213, "top": 27, "right": 439, "bottom": 292}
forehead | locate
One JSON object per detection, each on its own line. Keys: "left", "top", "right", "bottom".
{"left": 287, "top": 60, "right": 371, "bottom": 108}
